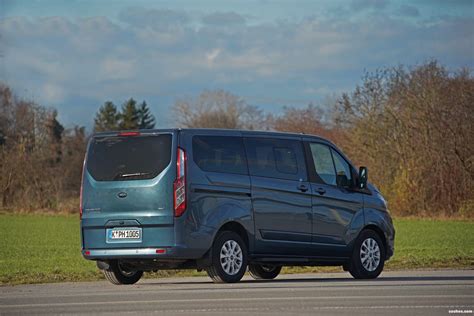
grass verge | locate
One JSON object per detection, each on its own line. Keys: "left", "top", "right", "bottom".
{"left": 0, "top": 214, "right": 472, "bottom": 285}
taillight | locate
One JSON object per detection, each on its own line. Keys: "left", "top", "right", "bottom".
{"left": 174, "top": 147, "right": 186, "bottom": 217}
{"left": 118, "top": 131, "right": 141, "bottom": 137}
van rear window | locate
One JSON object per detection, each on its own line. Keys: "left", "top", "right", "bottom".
{"left": 87, "top": 134, "right": 172, "bottom": 181}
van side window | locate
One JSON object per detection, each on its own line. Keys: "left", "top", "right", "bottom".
{"left": 309, "top": 143, "right": 336, "bottom": 185}
{"left": 274, "top": 147, "right": 298, "bottom": 174}
{"left": 192, "top": 136, "right": 247, "bottom": 175}
{"left": 331, "top": 148, "right": 352, "bottom": 187}
{"left": 245, "top": 138, "right": 304, "bottom": 181}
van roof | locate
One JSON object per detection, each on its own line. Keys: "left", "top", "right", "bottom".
{"left": 92, "top": 128, "right": 331, "bottom": 143}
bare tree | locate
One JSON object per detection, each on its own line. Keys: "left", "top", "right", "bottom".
{"left": 269, "top": 103, "right": 345, "bottom": 143}
{"left": 0, "top": 83, "right": 86, "bottom": 212}
{"left": 333, "top": 61, "right": 474, "bottom": 217}
{"left": 173, "top": 90, "right": 266, "bottom": 130}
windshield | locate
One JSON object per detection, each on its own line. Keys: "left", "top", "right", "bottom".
{"left": 86, "top": 134, "right": 172, "bottom": 181}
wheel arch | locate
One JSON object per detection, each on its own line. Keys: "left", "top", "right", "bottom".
{"left": 214, "top": 221, "right": 250, "bottom": 251}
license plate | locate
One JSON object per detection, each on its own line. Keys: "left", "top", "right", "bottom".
{"left": 106, "top": 228, "right": 142, "bottom": 243}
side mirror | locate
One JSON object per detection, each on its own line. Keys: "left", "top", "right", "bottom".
{"left": 358, "top": 166, "right": 368, "bottom": 189}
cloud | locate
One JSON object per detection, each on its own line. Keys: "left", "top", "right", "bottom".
{"left": 99, "top": 58, "right": 137, "bottom": 80}
{"left": 41, "top": 83, "right": 66, "bottom": 103}
{"left": 351, "top": 0, "right": 390, "bottom": 11}
{"left": 396, "top": 5, "right": 420, "bottom": 17}
{"left": 202, "top": 12, "right": 246, "bottom": 26}
{"left": 0, "top": 8, "right": 472, "bottom": 129}
{"left": 206, "top": 48, "right": 221, "bottom": 64}
{"left": 415, "top": 0, "right": 473, "bottom": 7}
{"left": 78, "top": 16, "right": 119, "bottom": 35}
{"left": 119, "top": 7, "right": 190, "bottom": 30}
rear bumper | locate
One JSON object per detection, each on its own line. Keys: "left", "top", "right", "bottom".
{"left": 83, "top": 248, "right": 165, "bottom": 259}
{"left": 82, "top": 245, "right": 206, "bottom": 260}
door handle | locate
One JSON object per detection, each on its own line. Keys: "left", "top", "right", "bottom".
{"left": 297, "top": 184, "right": 308, "bottom": 192}
{"left": 315, "top": 187, "right": 326, "bottom": 195}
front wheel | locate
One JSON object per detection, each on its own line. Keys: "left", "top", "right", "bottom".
{"left": 206, "top": 231, "right": 248, "bottom": 283}
{"left": 102, "top": 260, "right": 143, "bottom": 285}
{"left": 249, "top": 264, "right": 282, "bottom": 280}
{"left": 347, "top": 229, "right": 385, "bottom": 279}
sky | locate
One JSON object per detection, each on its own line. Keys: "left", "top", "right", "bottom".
{"left": 0, "top": 0, "right": 473, "bottom": 130}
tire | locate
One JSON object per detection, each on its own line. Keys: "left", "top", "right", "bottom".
{"left": 347, "top": 229, "right": 385, "bottom": 279}
{"left": 102, "top": 260, "right": 143, "bottom": 285}
{"left": 249, "top": 264, "right": 282, "bottom": 280}
{"left": 206, "top": 231, "right": 248, "bottom": 283}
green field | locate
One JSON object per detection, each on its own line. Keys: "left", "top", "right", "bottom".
{"left": 0, "top": 214, "right": 472, "bottom": 285}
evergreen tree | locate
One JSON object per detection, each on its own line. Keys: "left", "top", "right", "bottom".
{"left": 137, "top": 101, "right": 156, "bottom": 129}
{"left": 0, "top": 129, "right": 5, "bottom": 146}
{"left": 119, "top": 98, "right": 139, "bottom": 130}
{"left": 93, "top": 101, "right": 120, "bottom": 132}
{"left": 46, "top": 110, "right": 64, "bottom": 163}
{"left": 48, "top": 110, "right": 64, "bottom": 142}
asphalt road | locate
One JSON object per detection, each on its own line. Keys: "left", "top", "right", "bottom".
{"left": 1, "top": 270, "right": 473, "bottom": 315}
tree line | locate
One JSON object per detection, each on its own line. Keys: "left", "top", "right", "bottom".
{"left": 0, "top": 91, "right": 157, "bottom": 212}
{"left": 0, "top": 60, "right": 472, "bottom": 217}
{"left": 172, "top": 61, "right": 473, "bottom": 218}
{"left": 0, "top": 84, "right": 86, "bottom": 211}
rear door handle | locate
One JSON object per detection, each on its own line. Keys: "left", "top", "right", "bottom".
{"left": 315, "top": 187, "right": 326, "bottom": 195}
{"left": 297, "top": 184, "right": 308, "bottom": 192}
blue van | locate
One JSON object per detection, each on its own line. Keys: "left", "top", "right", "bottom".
{"left": 81, "top": 129, "right": 394, "bottom": 284}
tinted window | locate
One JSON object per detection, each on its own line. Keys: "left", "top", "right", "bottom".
{"left": 245, "top": 138, "right": 303, "bottom": 181}
{"left": 274, "top": 147, "right": 298, "bottom": 174}
{"left": 309, "top": 143, "right": 336, "bottom": 185}
{"left": 193, "top": 136, "right": 247, "bottom": 175}
{"left": 87, "top": 134, "right": 172, "bottom": 181}
{"left": 332, "top": 148, "right": 352, "bottom": 186}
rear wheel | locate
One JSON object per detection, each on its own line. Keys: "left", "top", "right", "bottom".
{"left": 347, "top": 229, "right": 385, "bottom": 279}
{"left": 206, "top": 231, "right": 248, "bottom": 283}
{"left": 102, "top": 260, "right": 143, "bottom": 285}
{"left": 249, "top": 264, "right": 282, "bottom": 280}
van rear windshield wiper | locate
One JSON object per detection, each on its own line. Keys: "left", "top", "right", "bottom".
{"left": 113, "top": 172, "right": 151, "bottom": 180}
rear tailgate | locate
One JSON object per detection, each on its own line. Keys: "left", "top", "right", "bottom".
{"left": 81, "top": 131, "right": 176, "bottom": 249}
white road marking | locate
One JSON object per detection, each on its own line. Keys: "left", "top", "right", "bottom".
{"left": 1, "top": 295, "right": 473, "bottom": 309}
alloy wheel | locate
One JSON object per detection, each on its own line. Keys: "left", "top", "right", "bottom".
{"left": 360, "top": 238, "right": 381, "bottom": 272}
{"left": 220, "top": 240, "right": 243, "bottom": 275}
